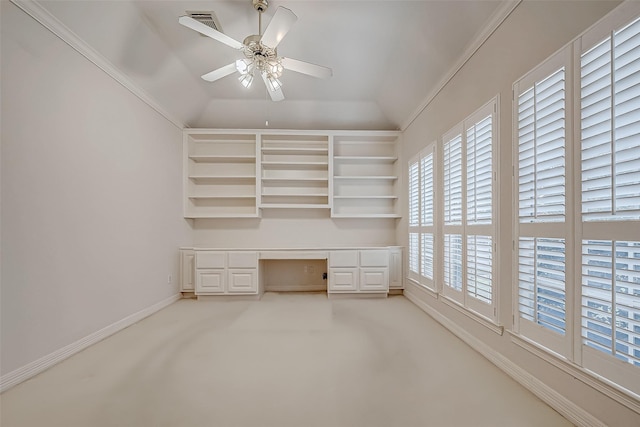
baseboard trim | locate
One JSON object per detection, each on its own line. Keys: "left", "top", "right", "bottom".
{"left": 0, "top": 294, "right": 181, "bottom": 393}
{"left": 404, "top": 287, "right": 606, "bottom": 427}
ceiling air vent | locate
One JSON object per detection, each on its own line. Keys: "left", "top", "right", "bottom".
{"left": 186, "top": 11, "right": 223, "bottom": 34}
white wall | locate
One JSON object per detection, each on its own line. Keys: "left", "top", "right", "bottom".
{"left": 400, "top": 1, "right": 639, "bottom": 426}
{"left": 192, "top": 213, "right": 397, "bottom": 249}
{"left": 0, "top": 2, "right": 191, "bottom": 376}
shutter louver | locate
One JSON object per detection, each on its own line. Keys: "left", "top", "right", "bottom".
{"left": 467, "top": 235, "right": 492, "bottom": 303}
{"left": 421, "top": 154, "right": 434, "bottom": 226}
{"left": 467, "top": 117, "right": 493, "bottom": 225}
{"left": 518, "top": 69, "right": 566, "bottom": 223}
{"left": 444, "top": 135, "right": 463, "bottom": 225}
{"left": 518, "top": 237, "right": 567, "bottom": 335}
{"left": 409, "top": 232, "right": 419, "bottom": 274}
{"left": 582, "top": 17, "right": 640, "bottom": 221}
{"left": 409, "top": 162, "right": 419, "bottom": 227}
{"left": 582, "top": 240, "right": 640, "bottom": 366}
{"left": 444, "top": 234, "right": 463, "bottom": 291}
{"left": 421, "top": 233, "right": 434, "bottom": 280}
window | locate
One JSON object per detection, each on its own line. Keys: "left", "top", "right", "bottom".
{"left": 514, "top": 48, "right": 572, "bottom": 357}
{"left": 420, "top": 146, "right": 436, "bottom": 289}
{"left": 407, "top": 145, "right": 436, "bottom": 290}
{"left": 408, "top": 159, "right": 420, "bottom": 280}
{"left": 513, "top": 10, "right": 640, "bottom": 396}
{"left": 579, "top": 15, "right": 640, "bottom": 395}
{"left": 441, "top": 99, "right": 498, "bottom": 321}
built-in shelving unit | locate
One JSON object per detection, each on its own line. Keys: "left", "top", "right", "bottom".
{"left": 184, "top": 132, "right": 258, "bottom": 218}
{"left": 260, "top": 134, "right": 330, "bottom": 209}
{"left": 183, "top": 130, "right": 401, "bottom": 219}
{"left": 332, "top": 134, "right": 400, "bottom": 218}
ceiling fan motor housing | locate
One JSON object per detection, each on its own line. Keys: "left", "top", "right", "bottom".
{"left": 253, "top": 0, "right": 269, "bottom": 12}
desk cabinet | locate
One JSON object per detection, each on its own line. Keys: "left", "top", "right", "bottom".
{"left": 193, "top": 251, "right": 258, "bottom": 295}
{"left": 328, "top": 249, "right": 390, "bottom": 294}
{"left": 182, "top": 247, "right": 396, "bottom": 297}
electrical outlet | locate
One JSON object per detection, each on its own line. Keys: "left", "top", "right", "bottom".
{"left": 167, "top": 274, "right": 172, "bottom": 284}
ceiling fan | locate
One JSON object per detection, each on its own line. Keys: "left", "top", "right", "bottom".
{"left": 179, "top": 0, "right": 332, "bottom": 101}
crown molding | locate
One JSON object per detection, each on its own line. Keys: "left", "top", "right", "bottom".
{"left": 10, "top": 0, "right": 185, "bottom": 130}
{"left": 400, "top": 0, "right": 522, "bottom": 131}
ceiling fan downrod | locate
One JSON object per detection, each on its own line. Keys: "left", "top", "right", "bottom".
{"left": 253, "top": 0, "right": 269, "bottom": 35}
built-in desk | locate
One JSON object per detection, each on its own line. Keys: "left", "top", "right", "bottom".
{"left": 179, "top": 247, "right": 403, "bottom": 298}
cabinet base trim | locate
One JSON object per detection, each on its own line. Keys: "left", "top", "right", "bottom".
{"left": 0, "top": 293, "right": 181, "bottom": 393}
{"left": 328, "top": 293, "right": 388, "bottom": 299}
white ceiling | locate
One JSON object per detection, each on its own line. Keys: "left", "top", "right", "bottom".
{"left": 36, "top": 0, "right": 509, "bottom": 130}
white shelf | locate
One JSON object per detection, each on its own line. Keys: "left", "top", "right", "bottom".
{"left": 261, "top": 147, "right": 328, "bottom": 154}
{"left": 261, "top": 161, "right": 329, "bottom": 168}
{"left": 185, "top": 213, "right": 260, "bottom": 219}
{"left": 189, "top": 175, "right": 256, "bottom": 180}
{"left": 333, "top": 176, "right": 398, "bottom": 180}
{"left": 184, "top": 132, "right": 258, "bottom": 218}
{"left": 260, "top": 204, "right": 330, "bottom": 209}
{"left": 188, "top": 195, "right": 256, "bottom": 200}
{"left": 332, "top": 214, "right": 401, "bottom": 219}
{"left": 189, "top": 155, "right": 256, "bottom": 163}
{"left": 262, "top": 177, "right": 328, "bottom": 182}
{"left": 332, "top": 135, "right": 400, "bottom": 218}
{"left": 334, "top": 156, "right": 398, "bottom": 162}
{"left": 333, "top": 196, "right": 398, "bottom": 199}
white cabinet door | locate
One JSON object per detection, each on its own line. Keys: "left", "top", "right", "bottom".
{"left": 329, "top": 268, "right": 358, "bottom": 292}
{"left": 180, "top": 250, "right": 195, "bottom": 291}
{"left": 227, "top": 269, "right": 257, "bottom": 293}
{"left": 389, "top": 248, "right": 402, "bottom": 289}
{"left": 196, "top": 269, "right": 226, "bottom": 294}
{"left": 359, "top": 268, "right": 388, "bottom": 292}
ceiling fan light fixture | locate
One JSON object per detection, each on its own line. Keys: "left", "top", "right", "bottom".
{"left": 267, "top": 60, "right": 284, "bottom": 78}
{"left": 235, "top": 59, "right": 251, "bottom": 74}
{"left": 239, "top": 73, "right": 254, "bottom": 88}
{"left": 265, "top": 73, "right": 282, "bottom": 92}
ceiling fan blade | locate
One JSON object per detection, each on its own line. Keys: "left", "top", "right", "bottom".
{"left": 179, "top": 16, "right": 244, "bottom": 50}
{"left": 281, "top": 57, "right": 332, "bottom": 80}
{"left": 201, "top": 63, "right": 237, "bottom": 82}
{"left": 260, "top": 7, "right": 297, "bottom": 49}
{"left": 261, "top": 73, "right": 285, "bottom": 101}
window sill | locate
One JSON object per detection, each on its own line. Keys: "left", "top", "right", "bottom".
{"left": 508, "top": 331, "right": 640, "bottom": 413}
{"left": 440, "top": 296, "right": 504, "bottom": 335}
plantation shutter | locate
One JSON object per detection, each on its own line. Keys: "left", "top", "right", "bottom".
{"left": 580, "top": 16, "right": 640, "bottom": 395}
{"left": 581, "top": 17, "right": 640, "bottom": 221}
{"left": 514, "top": 48, "right": 571, "bottom": 357}
{"left": 466, "top": 116, "right": 493, "bottom": 225}
{"left": 444, "top": 234, "right": 463, "bottom": 291}
{"left": 421, "top": 233, "right": 434, "bottom": 280}
{"left": 518, "top": 68, "right": 566, "bottom": 223}
{"left": 444, "top": 134, "right": 463, "bottom": 225}
{"left": 467, "top": 235, "right": 493, "bottom": 304}
{"left": 409, "top": 161, "right": 419, "bottom": 227}
{"left": 421, "top": 153, "right": 434, "bottom": 226}
{"left": 420, "top": 148, "right": 435, "bottom": 286}
{"left": 409, "top": 233, "right": 419, "bottom": 274}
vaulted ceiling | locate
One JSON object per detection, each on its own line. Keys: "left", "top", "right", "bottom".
{"left": 34, "top": 0, "right": 511, "bottom": 130}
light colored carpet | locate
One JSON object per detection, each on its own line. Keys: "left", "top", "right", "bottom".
{"left": 0, "top": 293, "right": 572, "bottom": 427}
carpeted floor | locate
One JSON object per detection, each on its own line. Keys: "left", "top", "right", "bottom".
{"left": 0, "top": 293, "right": 572, "bottom": 426}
